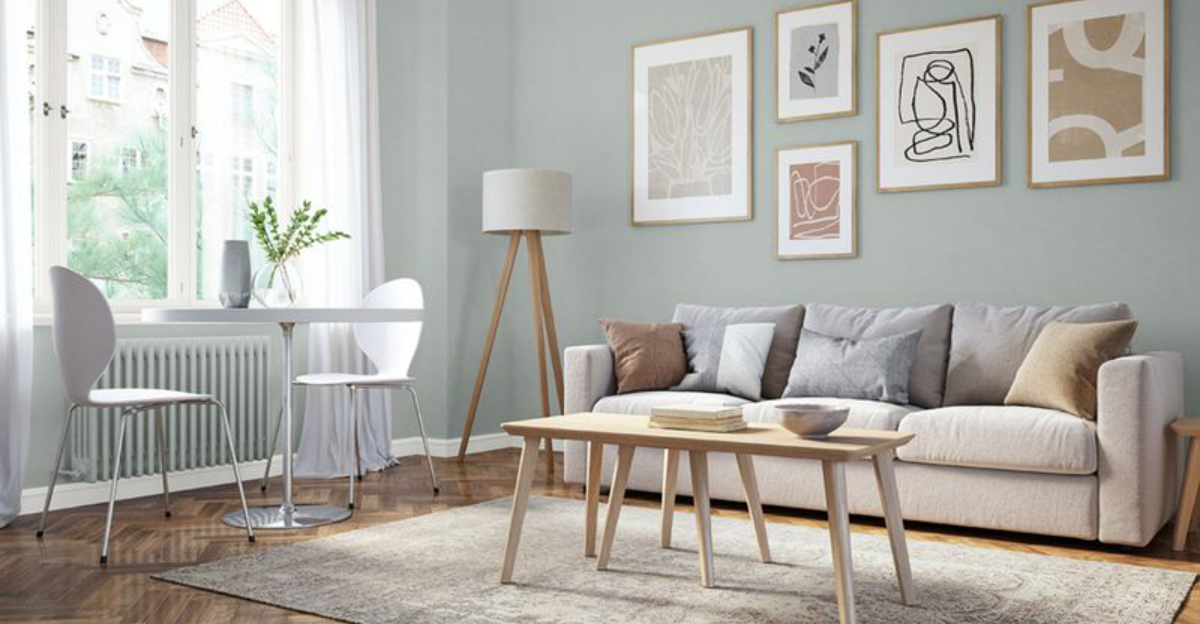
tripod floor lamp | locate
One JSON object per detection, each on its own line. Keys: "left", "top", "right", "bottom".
{"left": 458, "top": 169, "right": 572, "bottom": 468}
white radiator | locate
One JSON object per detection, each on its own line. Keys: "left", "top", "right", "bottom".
{"left": 69, "top": 336, "right": 272, "bottom": 482}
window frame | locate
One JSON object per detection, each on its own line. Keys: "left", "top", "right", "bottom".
{"left": 31, "top": 0, "right": 295, "bottom": 323}
{"left": 87, "top": 53, "right": 122, "bottom": 103}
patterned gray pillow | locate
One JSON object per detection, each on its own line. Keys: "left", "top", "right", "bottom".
{"left": 673, "top": 323, "right": 776, "bottom": 401}
{"left": 783, "top": 328, "right": 923, "bottom": 405}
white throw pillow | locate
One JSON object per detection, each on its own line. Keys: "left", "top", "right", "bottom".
{"left": 673, "top": 323, "right": 775, "bottom": 400}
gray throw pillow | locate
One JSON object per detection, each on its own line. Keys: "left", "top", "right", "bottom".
{"left": 674, "top": 323, "right": 776, "bottom": 401}
{"left": 672, "top": 304, "right": 804, "bottom": 400}
{"left": 783, "top": 328, "right": 923, "bottom": 405}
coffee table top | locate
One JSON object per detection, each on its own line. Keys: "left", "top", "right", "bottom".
{"left": 502, "top": 413, "right": 913, "bottom": 462}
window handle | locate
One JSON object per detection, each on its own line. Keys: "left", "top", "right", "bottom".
{"left": 191, "top": 126, "right": 199, "bottom": 139}
{"left": 60, "top": 105, "right": 69, "bottom": 119}
{"left": 42, "top": 102, "right": 50, "bottom": 117}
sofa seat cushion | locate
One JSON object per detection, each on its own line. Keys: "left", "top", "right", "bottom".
{"left": 896, "top": 406, "right": 1097, "bottom": 475}
{"left": 593, "top": 391, "right": 748, "bottom": 416}
{"left": 744, "top": 398, "right": 917, "bottom": 431}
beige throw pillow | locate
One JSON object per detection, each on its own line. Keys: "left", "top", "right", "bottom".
{"left": 600, "top": 319, "right": 688, "bottom": 394}
{"left": 1004, "top": 320, "right": 1138, "bottom": 419}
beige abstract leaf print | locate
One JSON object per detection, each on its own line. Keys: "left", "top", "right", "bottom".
{"left": 1047, "top": 13, "right": 1146, "bottom": 162}
{"left": 647, "top": 55, "right": 734, "bottom": 200}
{"left": 790, "top": 161, "right": 840, "bottom": 240}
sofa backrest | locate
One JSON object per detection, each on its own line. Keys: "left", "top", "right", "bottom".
{"left": 672, "top": 303, "right": 805, "bottom": 400}
{"left": 802, "top": 304, "right": 954, "bottom": 409}
{"left": 943, "top": 302, "right": 1133, "bottom": 406}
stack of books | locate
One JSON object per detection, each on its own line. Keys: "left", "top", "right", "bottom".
{"left": 649, "top": 404, "right": 747, "bottom": 433}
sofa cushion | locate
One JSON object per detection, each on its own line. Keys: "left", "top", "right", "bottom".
{"left": 674, "top": 323, "right": 776, "bottom": 400}
{"left": 944, "top": 302, "right": 1132, "bottom": 406}
{"left": 1005, "top": 320, "right": 1139, "bottom": 419}
{"left": 802, "top": 303, "right": 953, "bottom": 408}
{"left": 744, "top": 398, "right": 917, "bottom": 431}
{"left": 783, "top": 328, "right": 923, "bottom": 405}
{"left": 673, "top": 304, "right": 804, "bottom": 400}
{"left": 599, "top": 319, "right": 687, "bottom": 394}
{"left": 896, "top": 406, "right": 1097, "bottom": 475}
{"left": 593, "top": 391, "right": 749, "bottom": 416}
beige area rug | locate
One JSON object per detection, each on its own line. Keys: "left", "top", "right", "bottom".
{"left": 156, "top": 497, "right": 1194, "bottom": 624}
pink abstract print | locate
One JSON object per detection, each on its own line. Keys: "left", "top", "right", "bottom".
{"left": 789, "top": 161, "right": 841, "bottom": 240}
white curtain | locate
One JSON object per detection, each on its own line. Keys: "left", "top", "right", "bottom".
{"left": 293, "top": 0, "right": 391, "bottom": 478}
{"left": 0, "top": 1, "right": 33, "bottom": 527}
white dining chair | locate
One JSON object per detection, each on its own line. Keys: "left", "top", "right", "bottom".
{"left": 37, "top": 267, "right": 255, "bottom": 564}
{"left": 261, "top": 278, "right": 439, "bottom": 508}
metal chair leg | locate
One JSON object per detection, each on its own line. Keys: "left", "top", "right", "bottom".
{"left": 37, "top": 405, "right": 78, "bottom": 538}
{"left": 406, "top": 386, "right": 439, "bottom": 494}
{"left": 261, "top": 404, "right": 285, "bottom": 493}
{"left": 214, "top": 400, "right": 256, "bottom": 543}
{"left": 154, "top": 407, "right": 171, "bottom": 518}
{"left": 100, "top": 409, "right": 133, "bottom": 565}
{"left": 348, "top": 387, "right": 358, "bottom": 510}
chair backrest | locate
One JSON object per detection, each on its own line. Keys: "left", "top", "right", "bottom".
{"left": 49, "top": 266, "right": 116, "bottom": 405}
{"left": 353, "top": 279, "right": 424, "bottom": 379}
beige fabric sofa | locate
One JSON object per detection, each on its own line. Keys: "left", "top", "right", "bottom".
{"left": 561, "top": 303, "right": 1185, "bottom": 547}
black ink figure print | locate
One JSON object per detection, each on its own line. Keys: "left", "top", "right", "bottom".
{"left": 897, "top": 48, "right": 976, "bottom": 163}
{"left": 797, "top": 32, "right": 829, "bottom": 89}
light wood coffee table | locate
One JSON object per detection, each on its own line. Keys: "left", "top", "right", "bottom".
{"left": 499, "top": 413, "right": 916, "bottom": 624}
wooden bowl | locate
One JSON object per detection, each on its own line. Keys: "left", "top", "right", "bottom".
{"left": 775, "top": 403, "right": 849, "bottom": 439}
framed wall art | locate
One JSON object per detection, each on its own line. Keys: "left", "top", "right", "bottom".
{"left": 775, "top": 141, "right": 857, "bottom": 260}
{"left": 1028, "top": 0, "right": 1169, "bottom": 188}
{"left": 877, "top": 16, "right": 1002, "bottom": 192}
{"left": 776, "top": 0, "right": 856, "bottom": 122}
{"left": 631, "top": 27, "right": 752, "bottom": 225}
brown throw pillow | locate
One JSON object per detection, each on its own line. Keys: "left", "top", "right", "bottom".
{"left": 1004, "top": 320, "right": 1138, "bottom": 419}
{"left": 600, "top": 319, "right": 688, "bottom": 394}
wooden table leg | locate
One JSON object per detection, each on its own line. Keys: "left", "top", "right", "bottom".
{"left": 597, "top": 445, "right": 635, "bottom": 571}
{"left": 1173, "top": 438, "right": 1200, "bottom": 550}
{"left": 661, "top": 448, "right": 680, "bottom": 549}
{"left": 736, "top": 453, "right": 771, "bottom": 563}
{"left": 689, "top": 450, "right": 715, "bottom": 588}
{"left": 500, "top": 436, "right": 541, "bottom": 584}
{"left": 585, "top": 441, "right": 603, "bottom": 558}
{"left": 872, "top": 451, "right": 915, "bottom": 605}
{"left": 822, "top": 460, "right": 856, "bottom": 624}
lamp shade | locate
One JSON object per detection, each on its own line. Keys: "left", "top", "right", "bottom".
{"left": 482, "top": 169, "right": 572, "bottom": 235}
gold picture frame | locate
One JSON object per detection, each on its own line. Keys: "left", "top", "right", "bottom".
{"left": 1027, "top": 0, "right": 1170, "bottom": 188}
{"left": 775, "top": 141, "right": 858, "bottom": 260}
{"left": 775, "top": 0, "right": 858, "bottom": 123}
{"left": 875, "top": 15, "right": 1002, "bottom": 193}
{"left": 630, "top": 26, "right": 753, "bottom": 226}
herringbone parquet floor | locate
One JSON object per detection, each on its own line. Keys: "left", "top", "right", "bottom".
{"left": 3, "top": 449, "right": 1200, "bottom": 623}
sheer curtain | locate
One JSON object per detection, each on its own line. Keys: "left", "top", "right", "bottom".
{"left": 0, "top": 1, "right": 33, "bottom": 527}
{"left": 292, "top": 0, "right": 391, "bottom": 478}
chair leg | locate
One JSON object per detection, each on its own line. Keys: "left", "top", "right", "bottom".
{"left": 214, "top": 400, "right": 255, "bottom": 543}
{"left": 348, "top": 387, "right": 358, "bottom": 510}
{"left": 154, "top": 408, "right": 171, "bottom": 518}
{"left": 353, "top": 388, "right": 363, "bottom": 481}
{"left": 261, "top": 405, "right": 285, "bottom": 493}
{"left": 407, "top": 386, "right": 439, "bottom": 494}
{"left": 100, "top": 410, "right": 133, "bottom": 565}
{"left": 37, "top": 405, "right": 78, "bottom": 538}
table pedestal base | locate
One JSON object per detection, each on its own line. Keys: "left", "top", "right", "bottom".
{"left": 223, "top": 504, "right": 351, "bottom": 529}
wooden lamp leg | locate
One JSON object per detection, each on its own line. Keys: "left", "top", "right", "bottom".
{"left": 528, "top": 232, "right": 565, "bottom": 412}
{"left": 526, "top": 232, "right": 555, "bottom": 472}
{"left": 458, "top": 232, "right": 522, "bottom": 461}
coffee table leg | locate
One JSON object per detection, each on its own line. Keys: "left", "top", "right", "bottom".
{"left": 500, "top": 436, "right": 541, "bottom": 584}
{"left": 585, "top": 441, "right": 604, "bottom": 558}
{"left": 689, "top": 450, "right": 715, "bottom": 588}
{"left": 1174, "top": 438, "right": 1200, "bottom": 550}
{"left": 661, "top": 448, "right": 680, "bottom": 549}
{"left": 597, "top": 445, "right": 635, "bottom": 571}
{"left": 872, "top": 450, "right": 915, "bottom": 605}
{"left": 736, "top": 453, "right": 771, "bottom": 563}
{"left": 821, "top": 460, "right": 856, "bottom": 624}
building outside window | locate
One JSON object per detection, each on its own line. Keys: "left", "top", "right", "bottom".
{"left": 70, "top": 141, "right": 89, "bottom": 181}
{"left": 89, "top": 54, "right": 121, "bottom": 101}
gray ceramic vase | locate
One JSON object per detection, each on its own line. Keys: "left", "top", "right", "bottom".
{"left": 219, "top": 240, "right": 252, "bottom": 308}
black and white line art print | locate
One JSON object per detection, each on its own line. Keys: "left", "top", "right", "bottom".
{"left": 897, "top": 48, "right": 976, "bottom": 163}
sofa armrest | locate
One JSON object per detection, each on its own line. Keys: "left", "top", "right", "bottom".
{"left": 1097, "top": 351, "right": 1185, "bottom": 546}
{"left": 565, "top": 344, "right": 616, "bottom": 414}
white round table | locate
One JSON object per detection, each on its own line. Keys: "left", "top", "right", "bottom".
{"left": 141, "top": 307, "right": 423, "bottom": 530}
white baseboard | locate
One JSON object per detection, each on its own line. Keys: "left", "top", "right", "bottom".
{"left": 20, "top": 432, "right": 558, "bottom": 516}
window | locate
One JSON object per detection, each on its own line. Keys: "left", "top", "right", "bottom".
{"left": 266, "top": 160, "right": 278, "bottom": 198}
{"left": 31, "top": 0, "right": 289, "bottom": 313}
{"left": 70, "top": 141, "right": 88, "bottom": 181}
{"left": 89, "top": 55, "right": 121, "bottom": 101}
{"left": 231, "top": 83, "right": 253, "bottom": 121}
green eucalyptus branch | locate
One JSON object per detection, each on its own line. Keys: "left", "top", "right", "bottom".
{"left": 248, "top": 196, "right": 351, "bottom": 264}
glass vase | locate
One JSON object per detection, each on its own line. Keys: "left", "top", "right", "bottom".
{"left": 252, "top": 260, "right": 304, "bottom": 308}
